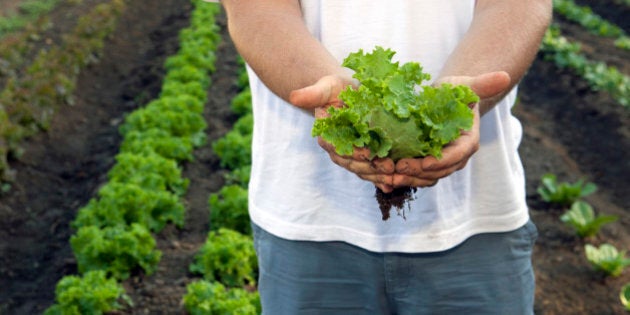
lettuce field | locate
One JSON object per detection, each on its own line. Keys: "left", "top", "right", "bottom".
{"left": 0, "top": 0, "right": 629, "bottom": 314}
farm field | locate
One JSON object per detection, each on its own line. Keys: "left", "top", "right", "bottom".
{"left": 0, "top": 0, "right": 629, "bottom": 314}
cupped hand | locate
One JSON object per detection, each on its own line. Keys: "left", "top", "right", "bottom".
{"left": 290, "top": 75, "right": 397, "bottom": 193}
{"left": 393, "top": 71, "right": 512, "bottom": 188}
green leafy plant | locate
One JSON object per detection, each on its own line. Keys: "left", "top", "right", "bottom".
{"left": 537, "top": 173, "right": 597, "bottom": 206}
{"left": 212, "top": 103, "right": 253, "bottom": 171}
{"left": 230, "top": 88, "right": 252, "bottom": 115}
{"left": 71, "top": 224, "right": 162, "bottom": 280}
{"left": 311, "top": 46, "right": 478, "bottom": 219}
{"left": 621, "top": 283, "right": 630, "bottom": 311}
{"left": 160, "top": 80, "right": 208, "bottom": 102}
{"left": 164, "top": 65, "right": 210, "bottom": 86}
{"left": 183, "top": 280, "right": 260, "bottom": 315}
{"left": 0, "top": 17, "right": 51, "bottom": 77}
{"left": 560, "top": 201, "right": 617, "bottom": 238}
{"left": 150, "top": 95, "right": 205, "bottom": 114}
{"left": 164, "top": 51, "right": 216, "bottom": 75}
{"left": 0, "top": 0, "right": 62, "bottom": 38}
{"left": 313, "top": 46, "right": 478, "bottom": 161}
{"left": 119, "top": 105, "right": 207, "bottom": 147}
{"left": 120, "top": 128, "right": 195, "bottom": 162}
{"left": 189, "top": 228, "right": 257, "bottom": 287}
{"left": 209, "top": 184, "right": 250, "bottom": 234}
{"left": 615, "top": 36, "right": 630, "bottom": 50}
{"left": 584, "top": 243, "right": 630, "bottom": 277}
{"left": 212, "top": 128, "right": 253, "bottom": 170}
{"left": 233, "top": 113, "right": 253, "bottom": 136}
{"left": 108, "top": 152, "right": 189, "bottom": 196}
{"left": 72, "top": 182, "right": 185, "bottom": 232}
{"left": 44, "top": 270, "right": 131, "bottom": 315}
{"left": 223, "top": 165, "right": 251, "bottom": 187}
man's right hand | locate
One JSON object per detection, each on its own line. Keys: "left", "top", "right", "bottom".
{"left": 290, "top": 75, "right": 397, "bottom": 193}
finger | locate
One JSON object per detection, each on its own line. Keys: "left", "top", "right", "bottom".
{"left": 289, "top": 76, "right": 345, "bottom": 109}
{"left": 437, "top": 71, "right": 511, "bottom": 100}
{"left": 376, "top": 183, "right": 394, "bottom": 194}
{"left": 420, "top": 142, "right": 476, "bottom": 174}
{"left": 471, "top": 71, "right": 511, "bottom": 99}
{"left": 394, "top": 158, "right": 454, "bottom": 182}
{"left": 392, "top": 174, "right": 438, "bottom": 188}
{"left": 422, "top": 105, "right": 480, "bottom": 172}
{"left": 395, "top": 158, "right": 424, "bottom": 175}
{"left": 327, "top": 155, "right": 394, "bottom": 192}
{"left": 318, "top": 138, "right": 395, "bottom": 174}
{"left": 358, "top": 173, "right": 395, "bottom": 193}
{"left": 328, "top": 153, "right": 393, "bottom": 176}
{"left": 317, "top": 137, "right": 336, "bottom": 153}
{"left": 351, "top": 146, "right": 372, "bottom": 161}
{"left": 370, "top": 157, "right": 395, "bottom": 174}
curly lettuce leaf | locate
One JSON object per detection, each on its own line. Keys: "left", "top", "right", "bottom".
{"left": 312, "top": 46, "right": 479, "bottom": 161}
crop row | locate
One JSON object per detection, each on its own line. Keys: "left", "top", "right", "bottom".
{"left": 553, "top": 0, "right": 630, "bottom": 50}
{"left": 541, "top": 25, "right": 630, "bottom": 107}
{"left": 44, "top": 1, "right": 223, "bottom": 314}
{"left": 0, "top": 0, "right": 125, "bottom": 183}
{"left": 182, "top": 59, "right": 260, "bottom": 314}
{"left": 0, "top": 0, "right": 63, "bottom": 38}
{"left": 537, "top": 174, "right": 630, "bottom": 310}
{"left": 0, "top": 16, "right": 51, "bottom": 82}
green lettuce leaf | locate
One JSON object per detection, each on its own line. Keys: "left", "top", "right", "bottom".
{"left": 312, "top": 46, "right": 479, "bottom": 161}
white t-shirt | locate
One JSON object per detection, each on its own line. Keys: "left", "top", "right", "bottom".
{"left": 247, "top": 1, "right": 529, "bottom": 253}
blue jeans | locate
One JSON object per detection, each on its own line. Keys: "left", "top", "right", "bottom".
{"left": 252, "top": 220, "right": 538, "bottom": 315}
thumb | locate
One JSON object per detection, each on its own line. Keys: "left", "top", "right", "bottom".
{"left": 437, "top": 71, "right": 511, "bottom": 100}
{"left": 289, "top": 75, "right": 350, "bottom": 109}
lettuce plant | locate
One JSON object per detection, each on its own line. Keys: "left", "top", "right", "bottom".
{"left": 223, "top": 165, "right": 251, "bottom": 187}
{"left": 584, "top": 243, "right": 630, "bottom": 277}
{"left": 72, "top": 182, "right": 185, "bottom": 232}
{"left": 313, "top": 46, "right": 478, "bottom": 161}
{"left": 108, "top": 152, "right": 189, "bottom": 196}
{"left": 120, "top": 128, "right": 195, "bottom": 162}
{"left": 233, "top": 113, "right": 253, "bottom": 136}
{"left": 311, "top": 46, "right": 478, "bottom": 219}
{"left": 44, "top": 270, "right": 131, "bottom": 315}
{"left": 164, "top": 65, "right": 210, "bottom": 87}
{"left": 209, "top": 184, "right": 250, "bottom": 234}
{"left": 189, "top": 228, "right": 257, "bottom": 287}
{"left": 183, "top": 280, "right": 260, "bottom": 315}
{"left": 160, "top": 81, "right": 208, "bottom": 102}
{"left": 230, "top": 88, "right": 252, "bottom": 115}
{"left": 537, "top": 173, "right": 597, "bottom": 207}
{"left": 70, "top": 224, "right": 161, "bottom": 280}
{"left": 621, "top": 283, "right": 630, "bottom": 311}
{"left": 212, "top": 128, "right": 252, "bottom": 170}
{"left": 119, "top": 105, "right": 207, "bottom": 147}
{"left": 560, "top": 201, "right": 617, "bottom": 238}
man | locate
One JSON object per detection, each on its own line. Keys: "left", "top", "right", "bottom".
{"left": 221, "top": 0, "right": 551, "bottom": 314}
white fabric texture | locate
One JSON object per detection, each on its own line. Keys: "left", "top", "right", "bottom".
{"left": 247, "top": 0, "right": 529, "bottom": 253}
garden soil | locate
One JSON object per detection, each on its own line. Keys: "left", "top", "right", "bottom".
{"left": 0, "top": 0, "right": 629, "bottom": 314}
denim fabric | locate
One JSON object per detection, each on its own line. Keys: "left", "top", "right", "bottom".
{"left": 252, "top": 221, "right": 537, "bottom": 315}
